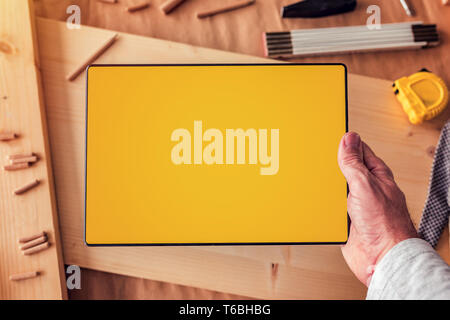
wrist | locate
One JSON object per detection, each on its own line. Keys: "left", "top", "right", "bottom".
{"left": 374, "top": 232, "right": 417, "bottom": 266}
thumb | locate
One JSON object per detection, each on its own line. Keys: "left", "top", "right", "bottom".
{"left": 338, "top": 132, "right": 369, "bottom": 187}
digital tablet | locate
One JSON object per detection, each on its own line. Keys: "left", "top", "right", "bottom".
{"left": 85, "top": 64, "right": 348, "bottom": 245}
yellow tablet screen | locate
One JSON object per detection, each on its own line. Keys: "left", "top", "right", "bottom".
{"left": 85, "top": 64, "right": 348, "bottom": 245}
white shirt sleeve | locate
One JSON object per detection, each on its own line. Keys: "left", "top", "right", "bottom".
{"left": 366, "top": 238, "right": 450, "bottom": 300}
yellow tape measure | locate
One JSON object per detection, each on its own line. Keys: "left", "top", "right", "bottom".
{"left": 393, "top": 69, "right": 448, "bottom": 124}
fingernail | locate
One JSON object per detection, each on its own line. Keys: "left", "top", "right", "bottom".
{"left": 344, "top": 132, "right": 361, "bottom": 148}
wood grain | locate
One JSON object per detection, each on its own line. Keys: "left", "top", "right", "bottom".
{"left": 68, "top": 267, "right": 253, "bottom": 299}
{"left": 0, "top": 0, "right": 66, "bottom": 299}
{"left": 35, "top": 17, "right": 448, "bottom": 299}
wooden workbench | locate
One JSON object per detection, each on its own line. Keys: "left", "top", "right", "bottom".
{"left": 35, "top": 0, "right": 450, "bottom": 299}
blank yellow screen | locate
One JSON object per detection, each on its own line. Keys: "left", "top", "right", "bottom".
{"left": 85, "top": 64, "right": 348, "bottom": 245}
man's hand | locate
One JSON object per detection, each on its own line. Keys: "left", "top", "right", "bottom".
{"left": 338, "top": 132, "right": 418, "bottom": 287}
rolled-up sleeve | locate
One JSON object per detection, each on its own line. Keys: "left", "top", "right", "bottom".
{"left": 367, "top": 238, "right": 450, "bottom": 300}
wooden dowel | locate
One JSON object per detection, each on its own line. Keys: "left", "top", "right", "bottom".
{"left": 20, "top": 235, "right": 48, "bottom": 250}
{"left": 9, "top": 271, "right": 39, "bottom": 281}
{"left": 3, "top": 163, "right": 29, "bottom": 171}
{"left": 11, "top": 155, "right": 38, "bottom": 164}
{"left": 264, "top": 21, "right": 438, "bottom": 58}
{"left": 126, "top": 2, "right": 150, "bottom": 12}
{"left": 160, "top": 0, "right": 186, "bottom": 14}
{"left": 14, "top": 179, "right": 40, "bottom": 195}
{"left": 19, "top": 231, "right": 46, "bottom": 244}
{"left": 8, "top": 153, "right": 34, "bottom": 160}
{"left": 197, "top": 0, "right": 255, "bottom": 19}
{"left": 23, "top": 242, "right": 50, "bottom": 255}
{"left": 0, "top": 132, "right": 16, "bottom": 141}
{"left": 66, "top": 33, "right": 119, "bottom": 81}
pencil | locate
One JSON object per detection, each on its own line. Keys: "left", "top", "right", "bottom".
{"left": 66, "top": 33, "right": 119, "bottom": 81}
{"left": 400, "top": 0, "right": 414, "bottom": 16}
{"left": 197, "top": 0, "right": 255, "bottom": 19}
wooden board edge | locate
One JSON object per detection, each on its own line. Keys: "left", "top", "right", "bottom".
{"left": 29, "top": 0, "right": 68, "bottom": 300}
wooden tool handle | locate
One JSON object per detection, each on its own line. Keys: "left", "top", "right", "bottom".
{"left": 197, "top": 0, "right": 255, "bottom": 19}
{"left": 160, "top": 0, "right": 186, "bottom": 14}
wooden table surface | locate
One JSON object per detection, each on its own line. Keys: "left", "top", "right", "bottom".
{"left": 34, "top": 0, "right": 450, "bottom": 299}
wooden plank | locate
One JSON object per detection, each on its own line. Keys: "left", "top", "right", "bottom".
{"left": 68, "top": 268, "right": 252, "bottom": 299}
{"left": 36, "top": 17, "right": 446, "bottom": 299}
{"left": 0, "top": 2, "right": 66, "bottom": 299}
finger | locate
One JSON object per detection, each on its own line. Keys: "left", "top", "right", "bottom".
{"left": 362, "top": 142, "right": 394, "bottom": 179}
{"left": 338, "top": 132, "right": 369, "bottom": 188}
